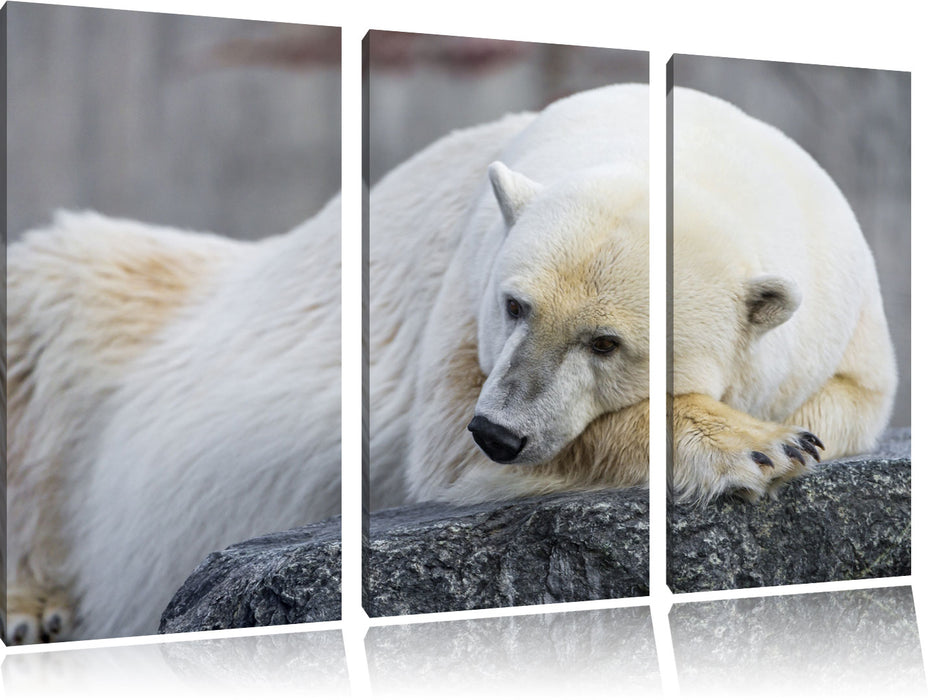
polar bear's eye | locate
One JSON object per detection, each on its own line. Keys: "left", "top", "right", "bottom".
{"left": 590, "top": 336, "right": 619, "bottom": 355}
{"left": 506, "top": 298, "right": 522, "bottom": 319}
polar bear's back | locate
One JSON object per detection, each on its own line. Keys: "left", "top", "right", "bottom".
{"left": 673, "top": 86, "right": 877, "bottom": 327}
{"left": 499, "top": 83, "right": 649, "bottom": 183}
{"left": 6, "top": 212, "right": 243, "bottom": 481}
{"left": 673, "top": 87, "right": 869, "bottom": 271}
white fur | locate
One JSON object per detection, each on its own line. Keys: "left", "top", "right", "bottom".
{"left": 7, "top": 199, "right": 341, "bottom": 642}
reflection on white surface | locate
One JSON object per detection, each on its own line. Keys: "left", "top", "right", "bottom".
{"left": 670, "top": 586, "right": 926, "bottom": 697}
{"left": 366, "top": 606, "right": 660, "bottom": 699}
{"left": 2, "top": 587, "right": 925, "bottom": 698}
{"left": 1, "top": 628, "right": 349, "bottom": 699}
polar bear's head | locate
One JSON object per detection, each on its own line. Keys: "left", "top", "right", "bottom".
{"left": 469, "top": 161, "right": 649, "bottom": 465}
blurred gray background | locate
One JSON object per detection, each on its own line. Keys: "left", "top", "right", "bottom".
{"left": 365, "top": 31, "right": 648, "bottom": 184}
{"left": 672, "top": 56, "right": 911, "bottom": 428}
{"left": 6, "top": 2, "right": 340, "bottom": 241}
{"left": 8, "top": 12, "right": 906, "bottom": 427}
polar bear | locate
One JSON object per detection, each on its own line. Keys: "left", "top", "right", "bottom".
{"left": 369, "top": 82, "right": 896, "bottom": 508}
{"left": 369, "top": 84, "right": 651, "bottom": 507}
{"left": 5, "top": 200, "right": 341, "bottom": 644}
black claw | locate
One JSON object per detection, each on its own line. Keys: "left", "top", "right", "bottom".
{"left": 799, "top": 431, "right": 825, "bottom": 450}
{"left": 797, "top": 435, "right": 821, "bottom": 461}
{"left": 783, "top": 443, "right": 805, "bottom": 465}
{"left": 45, "top": 614, "right": 62, "bottom": 636}
{"left": 751, "top": 451, "right": 773, "bottom": 470}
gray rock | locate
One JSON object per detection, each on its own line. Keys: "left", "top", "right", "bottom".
{"left": 364, "top": 488, "right": 650, "bottom": 617}
{"left": 159, "top": 429, "right": 908, "bottom": 630}
{"left": 158, "top": 517, "right": 341, "bottom": 634}
{"left": 668, "top": 427, "right": 911, "bottom": 593}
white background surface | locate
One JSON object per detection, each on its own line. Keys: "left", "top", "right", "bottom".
{"left": 3, "top": 1, "right": 931, "bottom": 697}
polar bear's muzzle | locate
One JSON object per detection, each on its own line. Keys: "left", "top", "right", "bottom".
{"left": 470, "top": 333, "right": 598, "bottom": 465}
{"left": 467, "top": 415, "right": 528, "bottom": 463}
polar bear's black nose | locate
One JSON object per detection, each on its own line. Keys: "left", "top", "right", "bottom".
{"left": 467, "top": 415, "right": 526, "bottom": 463}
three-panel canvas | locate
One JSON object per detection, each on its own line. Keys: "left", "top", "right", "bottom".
{"left": 2, "top": 1, "right": 912, "bottom": 674}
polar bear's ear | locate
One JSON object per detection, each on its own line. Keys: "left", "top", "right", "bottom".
{"left": 488, "top": 161, "right": 542, "bottom": 228}
{"left": 744, "top": 275, "right": 801, "bottom": 332}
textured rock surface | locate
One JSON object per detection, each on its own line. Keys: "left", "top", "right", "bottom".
{"left": 668, "top": 427, "right": 911, "bottom": 593}
{"left": 364, "top": 488, "right": 650, "bottom": 616}
{"left": 159, "top": 517, "right": 341, "bottom": 634}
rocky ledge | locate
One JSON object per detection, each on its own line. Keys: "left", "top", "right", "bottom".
{"left": 159, "top": 517, "right": 341, "bottom": 634}
{"left": 160, "top": 428, "right": 908, "bottom": 631}
{"left": 363, "top": 489, "right": 650, "bottom": 616}
{"left": 668, "top": 427, "right": 911, "bottom": 593}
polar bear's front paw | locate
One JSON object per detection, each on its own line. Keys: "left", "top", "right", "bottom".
{"left": 670, "top": 393, "right": 824, "bottom": 503}
{"left": 743, "top": 428, "right": 824, "bottom": 495}
{"left": 750, "top": 429, "right": 823, "bottom": 471}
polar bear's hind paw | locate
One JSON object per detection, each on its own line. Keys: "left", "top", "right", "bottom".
{"left": 4, "top": 586, "right": 76, "bottom": 645}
